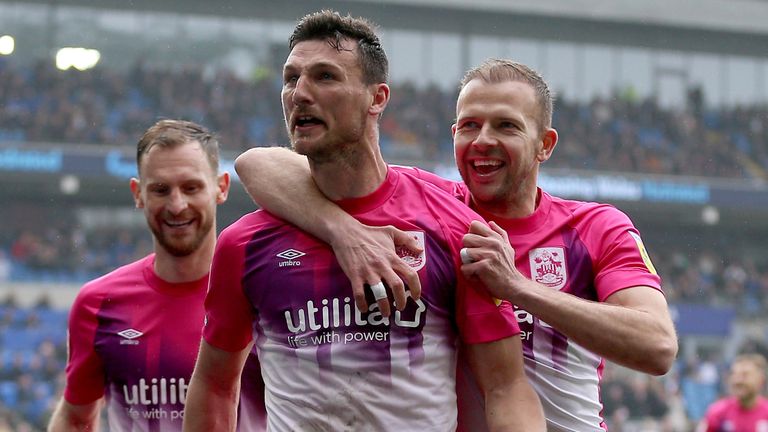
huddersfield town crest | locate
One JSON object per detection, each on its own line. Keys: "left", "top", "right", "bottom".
{"left": 396, "top": 231, "right": 426, "bottom": 271}
{"left": 529, "top": 247, "right": 567, "bottom": 290}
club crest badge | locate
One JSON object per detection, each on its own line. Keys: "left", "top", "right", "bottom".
{"left": 529, "top": 247, "right": 567, "bottom": 290}
{"left": 396, "top": 231, "right": 426, "bottom": 271}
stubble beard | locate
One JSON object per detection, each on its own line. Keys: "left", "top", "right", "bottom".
{"left": 290, "top": 124, "right": 365, "bottom": 166}
{"left": 150, "top": 217, "right": 213, "bottom": 257}
{"left": 462, "top": 162, "right": 534, "bottom": 214}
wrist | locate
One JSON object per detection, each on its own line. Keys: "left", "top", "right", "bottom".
{"left": 321, "top": 212, "right": 363, "bottom": 247}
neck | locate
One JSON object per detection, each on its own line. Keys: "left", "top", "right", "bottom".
{"left": 310, "top": 133, "right": 388, "bottom": 200}
{"left": 474, "top": 183, "right": 540, "bottom": 220}
{"left": 152, "top": 234, "right": 215, "bottom": 283}
{"left": 739, "top": 394, "right": 760, "bottom": 409}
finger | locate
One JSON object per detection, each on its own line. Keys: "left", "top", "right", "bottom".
{"left": 468, "top": 220, "right": 492, "bottom": 234}
{"left": 391, "top": 228, "right": 423, "bottom": 254}
{"left": 390, "top": 249, "right": 422, "bottom": 301}
{"left": 462, "top": 232, "right": 487, "bottom": 248}
{"left": 389, "top": 231, "right": 422, "bottom": 302}
{"left": 460, "top": 247, "right": 475, "bottom": 264}
{"left": 384, "top": 273, "right": 407, "bottom": 312}
{"left": 367, "top": 281, "right": 391, "bottom": 318}
{"left": 401, "top": 265, "right": 421, "bottom": 302}
{"left": 376, "top": 297, "right": 392, "bottom": 318}
{"left": 459, "top": 262, "right": 478, "bottom": 281}
{"left": 488, "top": 221, "right": 509, "bottom": 241}
{"left": 352, "top": 283, "right": 369, "bottom": 314}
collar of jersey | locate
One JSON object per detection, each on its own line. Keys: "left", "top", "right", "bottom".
{"left": 334, "top": 166, "right": 398, "bottom": 215}
{"left": 474, "top": 188, "right": 552, "bottom": 236}
{"left": 142, "top": 254, "right": 209, "bottom": 297}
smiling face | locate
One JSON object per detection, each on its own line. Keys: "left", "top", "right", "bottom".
{"left": 281, "top": 38, "right": 376, "bottom": 163}
{"left": 130, "top": 140, "right": 228, "bottom": 258}
{"left": 452, "top": 78, "right": 557, "bottom": 217}
{"left": 729, "top": 358, "right": 766, "bottom": 406}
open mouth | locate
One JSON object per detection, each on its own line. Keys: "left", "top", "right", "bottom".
{"left": 294, "top": 115, "right": 324, "bottom": 129}
{"left": 165, "top": 220, "right": 193, "bottom": 228}
{"left": 471, "top": 159, "right": 504, "bottom": 175}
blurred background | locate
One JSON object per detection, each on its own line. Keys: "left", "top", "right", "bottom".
{"left": 1, "top": 0, "right": 768, "bottom": 430}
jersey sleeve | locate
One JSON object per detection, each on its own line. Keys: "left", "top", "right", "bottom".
{"left": 63, "top": 285, "right": 107, "bottom": 405}
{"left": 456, "top": 268, "right": 520, "bottom": 344}
{"left": 588, "top": 205, "right": 663, "bottom": 301}
{"left": 420, "top": 185, "right": 520, "bottom": 344}
{"left": 203, "top": 223, "right": 256, "bottom": 352}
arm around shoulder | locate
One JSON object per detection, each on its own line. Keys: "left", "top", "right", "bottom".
{"left": 235, "top": 146, "right": 422, "bottom": 315}
{"left": 235, "top": 147, "right": 366, "bottom": 253}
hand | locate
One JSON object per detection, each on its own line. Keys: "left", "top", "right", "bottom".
{"left": 329, "top": 224, "right": 423, "bottom": 317}
{"left": 460, "top": 220, "right": 525, "bottom": 302}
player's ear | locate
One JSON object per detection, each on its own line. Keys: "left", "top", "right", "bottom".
{"left": 537, "top": 128, "right": 558, "bottom": 163}
{"left": 216, "top": 172, "right": 231, "bottom": 204}
{"left": 130, "top": 178, "right": 144, "bottom": 208}
{"left": 369, "top": 83, "right": 389, "bottom": 116}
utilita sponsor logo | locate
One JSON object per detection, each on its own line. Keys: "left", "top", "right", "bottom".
{"left": 122, "top": 377, "right": 189, "bottom": 406}
{"left": 284, "top": 296, "right": 426, "bottom": 333}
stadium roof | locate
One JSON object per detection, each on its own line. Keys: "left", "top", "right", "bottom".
{"left": 14, "top": 0, "right": 768, "bottom": 58}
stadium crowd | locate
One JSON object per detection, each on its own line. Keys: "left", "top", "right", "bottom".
{"left": 1, "top": 227, "right": 151, "bottom": 284}
{"left": 1, "top": 58, "right": 767, "bottom": 180}
{"left": 0, "top": 297, "right": 67, "bottom": 431}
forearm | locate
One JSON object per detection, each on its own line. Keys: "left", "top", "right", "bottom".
{"left": 485, "top": 378, "right": 545, "bottom": 432}
{"left": 183, "top": 341, "right": 248, "bottom": 432}
{"left": 47, "top": 398, "right": 100, "bottom": 432}
{"left": 182, "top": 381, "right": 238, "bottom": 432}
{"left": 510, "top": 280, "right": 677, "bottom": 374}
{"left": 465, "top": 338, "right": 544, "bottom": 431}
{"left": 235, "top": 147, "right": 354, "bottom": 243}
{"left": 462, "top": 221, "right": 677, "bottom": 373}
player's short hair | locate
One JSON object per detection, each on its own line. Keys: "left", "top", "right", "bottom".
{"left": 733, "top": 353, "right": 768, "bottom": 375}
{"left": 136, "top": 119, "right": 220, "bottom": 174}
{"left": 289, "top": 10, "right": 388, "bottom": 85}
{"left": 460, "top": 58, "right": 554, "bottom": 131}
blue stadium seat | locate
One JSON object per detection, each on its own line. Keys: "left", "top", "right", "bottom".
{"left": 3, "top": 328, "right": 45, "bottom": 352}
{"left": 0, "top": 380, "right": 19, "bottom": 408}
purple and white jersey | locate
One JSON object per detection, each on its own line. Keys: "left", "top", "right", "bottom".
{"left": 65, "top": 255, "right": 206, "bottom": 431}
{"left": 64, "top": 254, "right": 266, "bottom": 432}
{"left": 406, "top": 167, "right": 662, "bottom": 432}
{"left": 204, "top": 167, "right": 519, "bottom": 431}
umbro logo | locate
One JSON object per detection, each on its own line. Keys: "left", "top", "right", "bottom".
{"left": 118, "top": 328, "right": 143, "bottom": 345}
{"left": 276, "top": 249, "right": 305, "bottom": 260}
{"left": 277, "top": 249, "right": 305, "bottom": 267}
